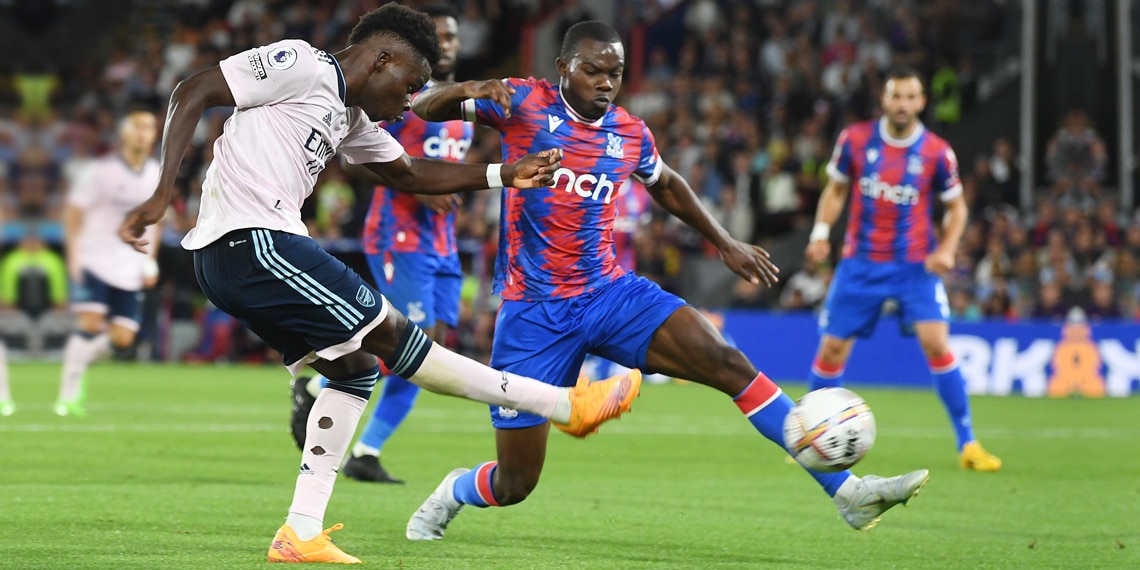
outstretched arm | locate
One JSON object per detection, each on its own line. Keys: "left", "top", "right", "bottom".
{"left": 120, "top": 67, "right": 235, "bottom": 252}
{"left": 412, "top": 80, "right": 516, "bottom": 122}
{"left": 926, "top": 193, "right": 968, "bottom": 275}
{"left": 646, "top": 164, "right": 779, "bottom": 286}
{"left": 804, "top": 178, "right": 850, "bottom": 264}
{"left": 361, "top": 148, "right": 562, "bottom": 195}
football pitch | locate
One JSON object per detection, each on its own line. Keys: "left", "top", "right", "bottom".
{"left": 1, "top": 362, "right": 1138, "bottom": 569}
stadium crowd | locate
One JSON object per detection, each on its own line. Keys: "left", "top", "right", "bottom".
{"left": 0, "top": 0, "right": 1134, "bottom": 364}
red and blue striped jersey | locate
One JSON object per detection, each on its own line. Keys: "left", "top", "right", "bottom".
{"left": 363, "top": 83, "right": 474, "bottom": 256}
{"left": 465, "top": 77, "right": 663, "bottom": 301}
{"left": 826, "top": 117, "right": 962, "bottom": 264}
{"left": 612, "top": 179, "right": 651, "bottom": 272}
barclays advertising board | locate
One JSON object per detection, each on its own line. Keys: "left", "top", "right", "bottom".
{"left": 720, "top": 312, "right": 1140, "bottom": 397}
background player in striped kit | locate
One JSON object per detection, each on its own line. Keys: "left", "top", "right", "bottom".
{"left": 57, "top": 109, "right": 161, "bottom": 417}
{"left": 406, "top": 21, "right": 930, "bottom": 541}
{"left": 805, "top": 68, "right": 1002, "bottom": 472}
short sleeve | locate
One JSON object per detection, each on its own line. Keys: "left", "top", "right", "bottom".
{"left": 935, "top": 145, "right": 963, "bottom": 202}
{"left": 339, "top": 108, "right": 406, "bottom": 165}
{"left": 66, "top": 162, "right": 99, "bottom": 208}
{"left": 632, "top": 121, "right": 663, "bottom": 186}
{"left": 825, "top": 128, "right": 854, "bottom": 183}
{"left": 219, "top": 40, "right": 318, "bottom": 109}
{"left": 461, "top": 77, "right": 538, "bottom": 131}
{"left": 379, "top": 117, "right": 405, "bottom": 139}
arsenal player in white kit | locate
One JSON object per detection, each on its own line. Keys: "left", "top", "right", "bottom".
{"left": 57, "top": 109, "right": 161, "bottom": 417}
{"left": 117, "top": 3, "right": 639, "bottom": 563}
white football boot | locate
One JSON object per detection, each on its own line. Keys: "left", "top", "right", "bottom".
{"left": 833, "top": 469, "right": 930, "bottom": 531}
{"left": 406, "top": 468, "right": 469, "bottom": 540}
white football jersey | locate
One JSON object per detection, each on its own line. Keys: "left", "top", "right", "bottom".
{"left": 68, "top": 155, "right": 160, "bottom": 291}
{"left": 182, "top": 39, "right": 406, "bottom": 250}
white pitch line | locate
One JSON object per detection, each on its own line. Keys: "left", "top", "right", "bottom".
{"left": 0, "top": 422, "right": 1135, "bottom": 439}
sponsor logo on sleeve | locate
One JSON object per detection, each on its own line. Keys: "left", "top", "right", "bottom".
{"left": 247, "top": 53, "right": 267, "bottom": 80}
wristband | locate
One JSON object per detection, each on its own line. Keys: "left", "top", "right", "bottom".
{"left": 486, "top": 163, "right": 504, "bottom": 188}
{"left": 809, "top": 222, "right": 831, "bottom": 242}
{"left": 143, "top": 259, "right": 159, "bottom": 279}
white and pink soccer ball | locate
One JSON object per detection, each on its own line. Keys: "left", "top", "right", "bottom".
{"left": 783, "top": 387, "right": 876, "bottom": 472}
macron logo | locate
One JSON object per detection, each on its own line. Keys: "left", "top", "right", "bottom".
{"left": 548, "top": 115, "right": 564, "bottom": 133}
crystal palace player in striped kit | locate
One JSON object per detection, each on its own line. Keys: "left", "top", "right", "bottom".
{"left": 805, "top": 68, "right": 1002, "bottom": 472}
{"left": 406, "top": 21, "right": 930, "bottom": 540}
{"left": 119, "top": 4, "right": 639, "bottom": 563}
{"left": 289, "top": 3, "right": 474, "bottom": 485}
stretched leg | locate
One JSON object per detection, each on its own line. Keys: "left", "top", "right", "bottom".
{"left": 807, "top": 335, "right": 855, "bottom": 390}
{"left": 646, "top": 306, "right": 928, "bottom": 530}
{"left": 646, "top": 306, "right": 851, "bottom": 494}
{"left": 913, "top": 321, "right": 1001, "bottom": 471}
{"left": 406, "top": 424, "right": 550, "bottom": 540}
{"left": 285, "top": 352, "right": 380, "bottom": 541}
{"left": 408, "top": 297, "right": 589, "bottom": 540}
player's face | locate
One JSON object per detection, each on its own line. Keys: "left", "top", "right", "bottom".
{"left": 881, "top": 77, "right": 925, "bottom": 131}
{"left": 120, "top": 112, "right": 157, "bottom": 154}
{"left": 362, "top": 49, "right": 430, "bottom": 123}
{"left": 557, "top": 39, "right": 624, "bottom": 121}
{"left": 432, "top": 16, "right": 460, "bottom": 80}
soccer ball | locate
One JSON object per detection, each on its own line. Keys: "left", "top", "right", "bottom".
{"left": 783, "top": 387, "right": 876, "bottom": 472}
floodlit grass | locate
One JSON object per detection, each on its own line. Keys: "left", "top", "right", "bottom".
{"left": 2, "top": 362, "right": 1138, "bottom": 569}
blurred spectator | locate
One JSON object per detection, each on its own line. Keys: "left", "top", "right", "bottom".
{"left": 1083, "top": 270, "right": 1121, "bottom": 321}
{"left": 930, "top": 58, "right": 961, "bottom": 126}
{"left": 989, "top": 137, "right": 1019, "bottom": 207}
{"left": 949, "top": 288, "right": 982, "bottom": 322}
{"left": 1031, "top": 279, "right": 1070, "bottom": 321}
{"left": 1046, "top": 109, "right": 1107, "bottom": 212}
{"left": 0, "top": 228, "right": 68, "bottom": 318}
{"left": 1115, "top": 251, "right": 1140, "bottom": 316}
{"left": 974, "top": 236, "right": 1011, "bottom": 293}
{"left": 779, "top": 262, "right": 831, "bottom": 311}
{"left": 981, "top": 277, "right": 1016, "bottom": 320}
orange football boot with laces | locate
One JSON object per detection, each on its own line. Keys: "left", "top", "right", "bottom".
{"left": 268, "top": 523, "right": 361, "bottom": 564}
{"left": 553, "top": 370, "right": 641, "bottom": 438}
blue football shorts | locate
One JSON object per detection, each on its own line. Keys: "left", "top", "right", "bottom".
{"left": 488, "top": 272, "right": 687, "bottom": 429}
{"left": 71, "top": 270, "right": 143, "bottom": 330}
{"left": 365, "top": 250, "right": 462, "bottom": 330}
{"left": 819, "top": 257, "right": 949, "bottom": 339}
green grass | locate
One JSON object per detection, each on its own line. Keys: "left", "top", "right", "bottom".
{"left": 1, "top": 362, "right": 1138, "bottom": 569}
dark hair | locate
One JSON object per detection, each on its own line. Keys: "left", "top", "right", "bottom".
{"left": 560, "top": 20, "right": 622, "bottom": 59}
{"left": 886, "top": 67, "right": 923, "bottom": 87}
{"left": 420, "top": 1, "right": 459, "bottom": 22}
{"left": 349, "top": 2, "right": 441, "bottom": 67}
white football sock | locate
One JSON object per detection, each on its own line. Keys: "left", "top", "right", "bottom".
{"left": 59, "top": 333, "right": 110, "bottom": 401}
{"left": 407, "top": 343, "right": 569, "bottom": 423}
{"left": 0, "top": 342, "right": 10, "bottom": 401}
{"left": 283, "top": 513, "right": 322, "bottom": 542}
{"left": 286, "top": 388, "right": 367, "bottom": 540}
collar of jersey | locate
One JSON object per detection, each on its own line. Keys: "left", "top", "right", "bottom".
{"left": 558, "top": 86, "right": 605, "bottom": 127}
{"left": 877, "top": 116, "right": 924, "bottom": 148}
